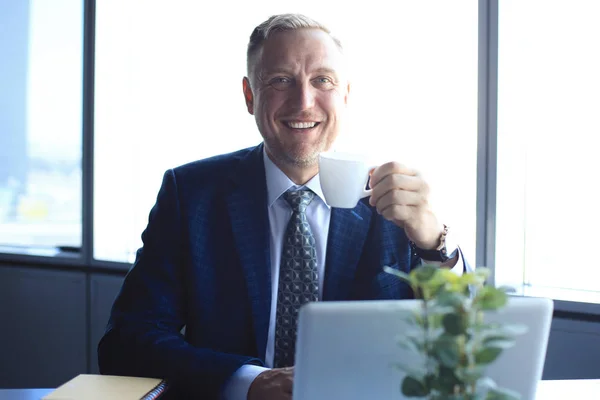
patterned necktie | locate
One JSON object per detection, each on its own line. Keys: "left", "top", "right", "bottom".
{"left": 273, "top": 189, "right": 319, "bottom": 368}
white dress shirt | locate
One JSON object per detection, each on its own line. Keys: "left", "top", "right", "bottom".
{"left": 221, "top": 149, "right": 463, "bottom": 400}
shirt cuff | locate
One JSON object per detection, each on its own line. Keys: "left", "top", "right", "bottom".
{"left": 221, "top": 364, "right": 270, "bottom": 400}
{"left": 448, "top": 248, "right": 464, "bottom": 276}
{"left": 420, "top": 247, "right": 463, "bottom": 275}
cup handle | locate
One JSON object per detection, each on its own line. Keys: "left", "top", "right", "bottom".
{"left": 360, "top": 165, "right": 378, "bottom": 199}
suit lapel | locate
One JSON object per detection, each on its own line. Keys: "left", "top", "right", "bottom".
{"left": 225, "top": 144, "right": 271, "bottom": 360}
{"left": 323, "top": 202, "right": 373, "bottom": 301}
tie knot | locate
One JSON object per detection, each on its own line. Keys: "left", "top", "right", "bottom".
{"left": 283, "top": 189, "right": 314, "bottom": 213}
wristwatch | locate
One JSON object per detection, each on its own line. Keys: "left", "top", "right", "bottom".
{"left": 411, "top": 224, "right": 458, "bottom": 263}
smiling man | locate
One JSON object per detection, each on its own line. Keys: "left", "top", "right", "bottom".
{"left": 98, "top": 13, "right": 467, "bottom": 400}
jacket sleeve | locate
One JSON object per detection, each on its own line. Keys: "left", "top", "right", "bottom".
{"left": 97, "top": 169, "right": 261, "bottom": 399}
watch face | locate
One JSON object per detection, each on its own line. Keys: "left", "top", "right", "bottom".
{"left": 435, "top": 249, "right": 451, "bottom": 262}
{"left": 412, "top": 242, "right": 450, "bottom": 263}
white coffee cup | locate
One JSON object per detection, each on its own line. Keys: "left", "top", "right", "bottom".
{"left": 318, "top": 151, "right": 377, "bottom": 208}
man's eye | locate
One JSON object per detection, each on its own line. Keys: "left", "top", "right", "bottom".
{"left": 270, "top": 77, "right": 292, "bottom": 89}
{"left": 314, "top": 77, "right": 334, "bottom": 88}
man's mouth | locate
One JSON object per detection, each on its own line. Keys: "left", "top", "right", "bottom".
{"left": 284, "top": 121, "right": 321, "bottom": 129}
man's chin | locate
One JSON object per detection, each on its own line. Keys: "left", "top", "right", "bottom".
{"left": 264, "top": 139, "right": 325, "bottom": 169}
{"left": 283, "top": 151, "right": 319, "bottom": 168}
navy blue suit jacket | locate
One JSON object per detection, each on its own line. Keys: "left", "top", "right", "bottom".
{"left": 98, "top": 144, "right": 435, "bottom": 399}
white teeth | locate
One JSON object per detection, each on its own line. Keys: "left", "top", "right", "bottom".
{"left": 286, "top": 121, "right": 317, "bottom": 129}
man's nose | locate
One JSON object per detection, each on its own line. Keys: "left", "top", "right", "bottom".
{"left": 291, "top": 81, "right": 316, "bottom": 110}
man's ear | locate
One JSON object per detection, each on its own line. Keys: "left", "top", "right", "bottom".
{"left": 344, "top": 81, "right": 351, "bottom": 105}
{"left": 242, "top": 77, "right": 254, "bottom": 115}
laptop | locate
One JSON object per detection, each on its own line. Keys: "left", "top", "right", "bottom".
{"left": 293, "top": 297, "right": 553, "bottom": 400}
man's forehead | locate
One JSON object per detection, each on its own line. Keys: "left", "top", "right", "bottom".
{"left": 257, "top": 29, "right": 346, "bottom": 75}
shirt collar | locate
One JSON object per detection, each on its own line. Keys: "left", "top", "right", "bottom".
{"left": 263, "top": 147, "right": 328, "bottom": 208}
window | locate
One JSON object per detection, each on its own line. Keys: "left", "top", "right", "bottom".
{"left": 93, "top": 1, "right": 478, "bottom": 263}
{"left": 2, "top": 0, "right": 598, "bottom": 306}
{"left": 496, "top": 0, "right": 600, "bottom": 301}
{"left": 0, "top": 0, "right": 83, "bottom": 253}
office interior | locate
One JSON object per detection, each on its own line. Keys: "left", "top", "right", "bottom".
{"left": 1, "top": 0, "right": 600, "bottom": 390}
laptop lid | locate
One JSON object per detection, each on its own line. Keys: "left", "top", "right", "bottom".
{"left": 293, "top": 297, "right": 553, "bottom": 400}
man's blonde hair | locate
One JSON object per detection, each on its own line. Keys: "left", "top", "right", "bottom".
{"left": 246, "top": 13, "right": 343, "bottom": 81}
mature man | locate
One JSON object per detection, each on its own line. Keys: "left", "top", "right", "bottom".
{"left": 98, "top": 13, "right": 467, "bottom": 400}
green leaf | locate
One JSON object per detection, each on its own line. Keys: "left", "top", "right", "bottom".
{"left": 486, "top": 386, "right": 522, "bottom": 400}
{"left": 480, "top": 332, "right": 513, "bottom": 342}
{"left": 411, "top": 264, "right": 439, "bottom": 284}
{"left": 477, "top": 322, "right": 502, "bottom": 333}
{"left": 475, "top": 347, "right": 503, "bottom": 365}
{"left": 428, "top": 314, "right": 445, "bottom": 330}
{"left": 459, "top": 271, "right": 488, "bottom": 287}
{"left": 435, "top": 291, "right": 466, "bottom": 309}
{"left": 475, "top": 376, "right": 497, "bottom": 391}
{"left": 433, "top": 335, "right": 461, "bottom": 367}
{"left": 424, "top": 373, "right": 436, "bottom": 390}
{"left": 396, "top": 335, "right": 424, "bottom": 353}
{"left": 443, "top": 313, "right": 468, "bottom": 335}
{"left": 497, "top": 323, "right": 528, "bottom": 336}
{"left": 497, "top": 285, "right": 517, "bottom": 294}
{"left": 401, "top": 376, "right": 430, "bottom": 397}
{"left": 483, "top": 338, "right": 516, "bottom": 349}
{"left": 475, "top": 286, "right": 508, "bottom": 310}
{"left": 455, "top": 365, "right": 486, "bottom": 384}
{"left": 473, "top": 267, "right": 492, "bottom": 280}
{"left": 383, "top": 265, "right": 411, "bottom": 283}
{"left": 429, "top": 304, "right": 456, "bottom": 316}
{"left": 435, "top": 366, "right": 462, "bottom": 394}
{"left": 411, "top": 311, "right": 426, "bottom": 327}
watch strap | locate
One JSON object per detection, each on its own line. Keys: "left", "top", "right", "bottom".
{"left": 411, "top": 224, "right": 457, "bottom": 262}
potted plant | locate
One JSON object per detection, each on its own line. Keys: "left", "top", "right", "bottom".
{"left": 383, "top": 264, "right": 526, "bottom": 400}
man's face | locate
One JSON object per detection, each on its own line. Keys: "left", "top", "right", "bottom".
{"left": 243, "top": 29, "right": 350, "bottom": 169}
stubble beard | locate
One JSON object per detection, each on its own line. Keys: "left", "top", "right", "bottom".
{"left": 265, "top": 136, "right": 323, "bottom": 169}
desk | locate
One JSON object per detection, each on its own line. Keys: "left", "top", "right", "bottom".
{"left": 0, "top": 389, "right": 52, "bottom": 400}
{"left": 1, "top": 381, "right": 599, "bottom": 399}
{"left": 536, "top": 379, "right": 600, "bottom": 398}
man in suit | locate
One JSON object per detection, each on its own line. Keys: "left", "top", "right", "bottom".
{"left": 98, "top": 13, "right": 467, "bottom": 400}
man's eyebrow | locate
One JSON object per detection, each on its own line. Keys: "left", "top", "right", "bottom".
{"left": 261, "top": 67, "right": 295, "bottom": 76}
{"left": 313, "top": 68, "right": 339, "bottom": 76}
{"left": 260, "top": 67, "right": 340, "bottom": 77}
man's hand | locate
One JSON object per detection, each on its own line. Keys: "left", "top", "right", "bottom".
{"left": 247, "top": 367, "right": 294, "bottom": 400}
{"left": 369, "top": 162, "right": 443, "bottom": 250}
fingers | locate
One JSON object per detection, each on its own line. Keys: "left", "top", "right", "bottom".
{"left": 370, "top": 173, "right": 425, "bottom": 197}
{"left": 247, "top": 367, "right": 294, "bottom": 400}
{"left": 376, "top": 191, "right": 422, "bottom": 216}
{"left": 369, "top": 174, "right": 428, "bottom": 208}
{"left": 369, "top": 162, "right": 418, "bottom": 188}
{"left": 367, "top": 162, "right": 430, "bottom": 226}
{"left": 277, "top": 367, "right": 294, "bottom": 393}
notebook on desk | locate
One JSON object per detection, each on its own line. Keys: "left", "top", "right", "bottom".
{"left": 293, "top": 297, "right": 553, "bottom": 400}
{"left": 42, "top": 374, "right": 167, "bottom": 400}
